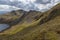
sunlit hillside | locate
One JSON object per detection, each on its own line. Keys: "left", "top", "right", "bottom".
{"left": 0, "top": 3, "right": 60, "bottom": 40}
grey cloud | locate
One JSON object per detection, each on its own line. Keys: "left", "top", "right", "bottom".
{"left": 0, "top": 0, "right": 60, "bottom": 14}
{"left": 34, "top": 0, "right": 51, "bottom": 4}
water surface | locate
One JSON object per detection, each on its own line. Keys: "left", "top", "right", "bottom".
{"left": 0, "top": 24, "right": 10, "bottom": 32}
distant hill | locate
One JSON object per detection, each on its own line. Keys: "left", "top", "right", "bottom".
{"left": 0, "top": 3, "right": 60, "bottom": 40}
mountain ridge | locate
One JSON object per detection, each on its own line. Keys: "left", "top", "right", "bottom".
{"left": 0, "top": 3, "right": 60, "bottom": 40}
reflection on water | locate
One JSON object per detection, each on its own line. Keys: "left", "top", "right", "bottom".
{"left": 0, "top": 24, "right": 10, "bottom": 32}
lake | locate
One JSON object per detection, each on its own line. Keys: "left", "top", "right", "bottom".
{"left": 0, "top": 24, "right": 10, "bottom": 32}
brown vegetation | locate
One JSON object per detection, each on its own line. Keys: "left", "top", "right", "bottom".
{"left": 0, "top": 3, "right": 60, "bottom": 40}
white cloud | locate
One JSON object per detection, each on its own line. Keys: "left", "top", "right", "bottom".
{"left": 34, "top": 0, "right": 60, "bottom": 12}
{"left": 0, "top": 5, "right": 20, "bottom": 11}
{"left": 12, "top": 0, "right": 60, "bottom": 12}
{"left": 18, "top": 0, "right": 36, "bottom": 3}
{"left": 42, "top": 0, "right": 50, "bottom": 3}
{"left": 0, "top": 0, "right": 60, "bottom": 13}
{"left": 9, "top": 0, "right": 36, "bottom": 4}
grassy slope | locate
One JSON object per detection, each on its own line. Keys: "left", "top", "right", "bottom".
{"left": 0, "top": 3, "right": 60, "bottom": 40}
{"left": 0, "top": 10, "right": 42, "bottom": 35}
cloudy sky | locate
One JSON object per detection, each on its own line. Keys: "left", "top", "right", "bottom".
{"left": 0, "top": 0, "right": 60, "bottom": 14}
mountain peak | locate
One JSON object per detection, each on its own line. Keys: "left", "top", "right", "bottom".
{"left": 0, "top": 3, "right": 60, "bottom": 40}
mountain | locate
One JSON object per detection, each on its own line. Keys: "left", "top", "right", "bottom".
{"left": 0, "top": 3, "right": 60, "bottom": 40}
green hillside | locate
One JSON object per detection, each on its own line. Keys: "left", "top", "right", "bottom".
{"left": 0, "top": 3, "right": 60, "bottom": 40}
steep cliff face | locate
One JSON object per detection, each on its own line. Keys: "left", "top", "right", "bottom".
{"left": 0, "top": 3, "right": 60, "bottom": 40}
